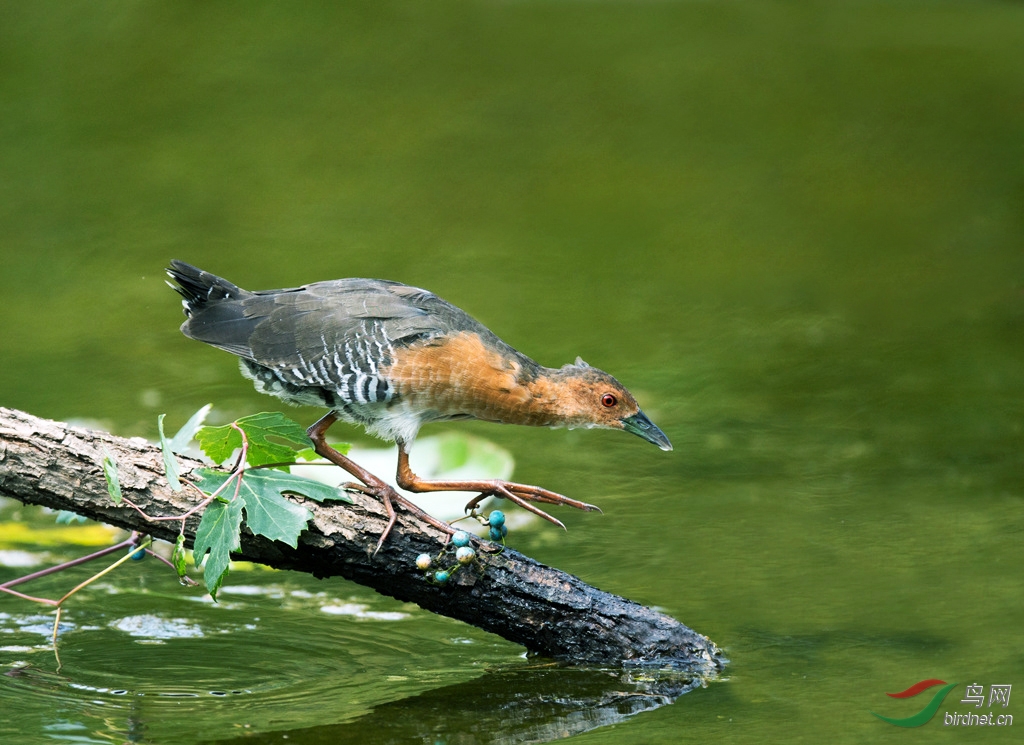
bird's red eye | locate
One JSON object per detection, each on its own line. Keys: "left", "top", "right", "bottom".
{"left": 601, "top": 393, "right": 617, "bottom": 407}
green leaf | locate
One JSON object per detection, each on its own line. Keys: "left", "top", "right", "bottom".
{"left": 192, "top": 496, "right": 244, "bottom": 600}
{"left": 293, "top": 442, "right": 351, "bottom": 461}
{"left": 101, "top": 449, "right": 122, "bottom": 504}
{"left": 195, "top": 420, "right": 242, "bottom": 466}
{"left": 172, "top": 533, "right": 187, "bottom": 580}
{"left": 196, "top": 412, "right": 314, "bottom": 467}
{"left": 157, "top": 414, "right": 182, "bottom": 492}
{"left": 235, "top": 412, "right": 315, "bottom": 466}
{"left": 192, "top": 469, "right": 242, "bottom": 503}
{"left": 169, "top": 403, "right": 212, "bottom": 454}
{"left": 195, "top": 467, "right": 351, "bottom": 505}
{"left": 239, "top": 476, "right": 310, "bottom": 545}
{"left": 195, "top": 467, "right": 350, "bottom": 548}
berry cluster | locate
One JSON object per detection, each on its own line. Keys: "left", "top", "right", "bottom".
{"left": 414, "top": 510, "right": 508, "bottom": 585}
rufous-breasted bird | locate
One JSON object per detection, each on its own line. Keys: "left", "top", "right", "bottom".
{"left": 166, "top": 260, "right": 671, "bottom": 550}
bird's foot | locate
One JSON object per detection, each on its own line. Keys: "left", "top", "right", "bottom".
{"left": 306, "top": 416, "right": 455, "bottom": 553}
{"left": 453, "top": 480, "right": 601, "bottom": 531}
{"left": 394, "top": 440, "right": 599, "bottom": 535}
{"left": 341, "top": 481, "right": 456, "bottom": 554}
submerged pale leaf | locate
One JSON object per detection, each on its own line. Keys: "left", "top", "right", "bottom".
{"left": 169, "top": 403, "right": 212, "bottom": 454}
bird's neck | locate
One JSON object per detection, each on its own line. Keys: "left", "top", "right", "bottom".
{"left": 516, "top": 365, "right": 594, "bottom": 427}
{"left": 385, "top": 332, "right": 585, "bottom": 428}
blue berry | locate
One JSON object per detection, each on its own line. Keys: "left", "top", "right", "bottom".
{"left": 129, "top": 547, "right": 146, "bottom": 561}
{"left": 415, "top": 553, "right": 433, "bottom": 570}
{"left": 489, "top": 526, "right": 503, "bottom": 542}
{"left": 434, "top": 570, "right": 450, "bottom": 583}
{"left": 488, "top": 510, "right": 505, "bottom": 528}
{"left": 456, "top": 546, "right": 476, "bottom": 565}
{"left": 451, "top": 530, "right": 471, "bottom": 548}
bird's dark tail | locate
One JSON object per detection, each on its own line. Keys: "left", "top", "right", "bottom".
{"left": 166, "top": 260, "right": 248, "bottom": 318}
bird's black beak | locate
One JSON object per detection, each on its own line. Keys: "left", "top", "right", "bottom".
{"left": 621, "top": 410, "right": 672, "bottom": 451}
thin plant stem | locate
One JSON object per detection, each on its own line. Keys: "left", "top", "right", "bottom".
{"left": 52, "top": 606, "right": 63, "bottom": 672}
{"left": 0, "top": 586, "right": 58, "bottom": 605}
{"left": 0, "top": 538, "right": 136, "bottom": 590}
{"left": 55, "top": 537, "right": 152, "bottom": 605}
{"left": 119, "top": 478, "right": 225, "bottom": 523}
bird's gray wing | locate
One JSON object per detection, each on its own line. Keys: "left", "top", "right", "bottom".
{"left": 182, "top": 278, "right": 474, "bottom": 401}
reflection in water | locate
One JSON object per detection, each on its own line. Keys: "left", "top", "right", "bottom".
{"left": 211, "top": 664, "right": 712, "bottom": 745}
{"left": 4, "top": 653, "right": 715, "bottom": 744}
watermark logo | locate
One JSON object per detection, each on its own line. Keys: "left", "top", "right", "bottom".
{"left": 872, "top": 680, "right": 1013, "bottom": 728}
{"left": 945, "top": 683, "right": 1013, "bottom": 728}
{"left": 872, "top": 679, "right": 958, "bottom": 728}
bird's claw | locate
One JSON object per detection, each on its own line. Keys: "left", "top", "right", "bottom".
{"left": 460, "top": 480, "right": 601, "bottom": 531}
{"left": 341, "top": 481, "right": 374, "bottom": 496}
{"left": 339, "top": 481, "right": 456, "bottom": 554}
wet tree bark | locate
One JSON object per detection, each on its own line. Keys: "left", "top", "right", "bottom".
{"left": 0, "top": 407, "right": 724, "bottom": 673}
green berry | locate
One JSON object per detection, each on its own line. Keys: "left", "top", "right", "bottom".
{"left": 416, "top": 553, "right": 433, "bottom": 570}
{"left": 451, "top": 531, "right": 471, "bottom": 548}
{"left": 488, "top": 510, "right": 505, "bottom": 528}
{"left": 456, "top": 546, "right": 476, "bottom": 564}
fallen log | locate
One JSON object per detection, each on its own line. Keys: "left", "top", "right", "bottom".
{"left": 0, "top": 406, "right": 724, "bottom": 673}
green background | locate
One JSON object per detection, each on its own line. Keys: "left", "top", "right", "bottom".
{"left": 1, "top": 1, "right": 1022, "bottom": 743}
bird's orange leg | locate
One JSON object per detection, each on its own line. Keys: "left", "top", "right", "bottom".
{"left": 395, "top": 442, "right": 602, "bottom": 531}
{"left": 307, "top": 413, "right": 454, "bottom": 552}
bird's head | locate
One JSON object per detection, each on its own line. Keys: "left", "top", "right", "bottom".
{"left": 553, "top": 358, "right": 672, "bottom": 451}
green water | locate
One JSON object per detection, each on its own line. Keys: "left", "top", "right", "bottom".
{"left": 2, "top": 1, "right": 1023, "bottom": 742}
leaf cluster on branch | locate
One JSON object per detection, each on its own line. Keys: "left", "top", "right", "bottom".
{"left": 107, "top": 408, "right": 354, "bottom": 597}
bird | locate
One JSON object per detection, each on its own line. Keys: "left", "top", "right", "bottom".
{"left": 166, "top": 260, "right": 672, "bottom": 550}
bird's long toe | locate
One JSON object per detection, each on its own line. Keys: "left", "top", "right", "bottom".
{"left": 457, "top": 479, "right": 601, "bottom": 529}
{"left": 499, "top": 480, "right": 602, "bottom": 514}
{"left": 492, "top": 486, "right": 567, "bottom": 530}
